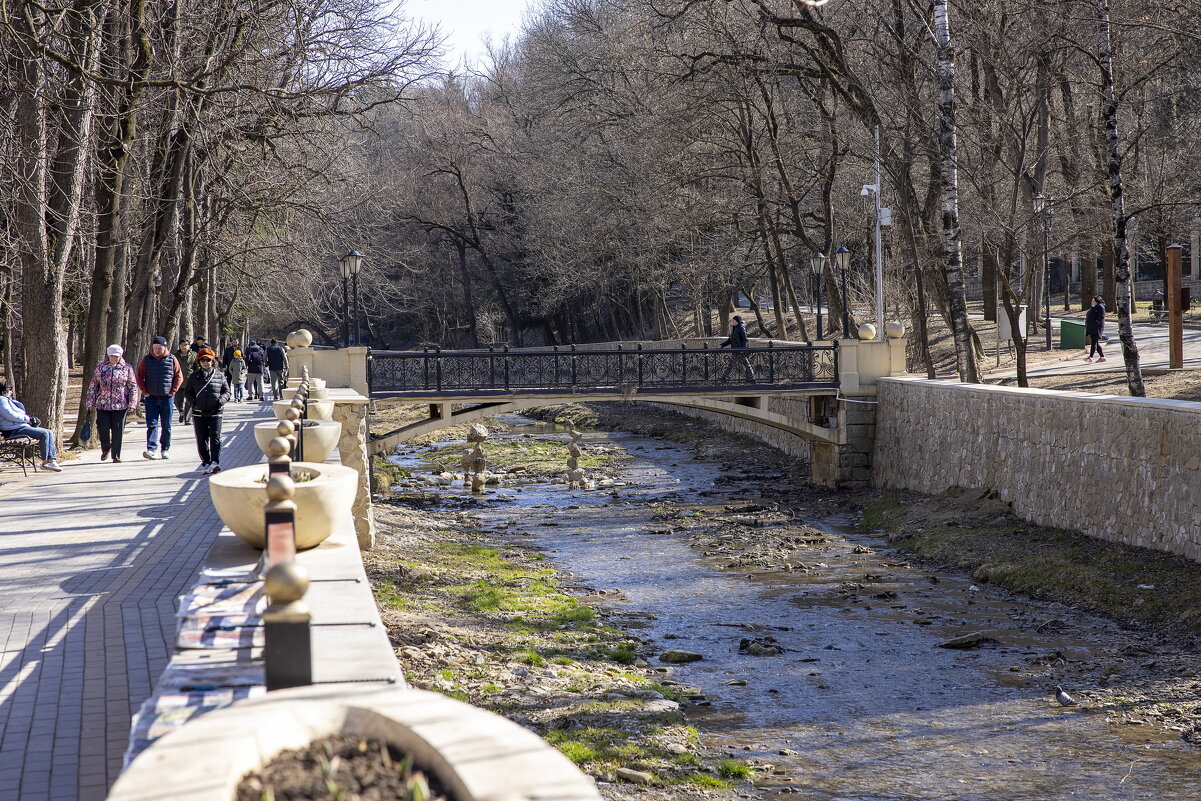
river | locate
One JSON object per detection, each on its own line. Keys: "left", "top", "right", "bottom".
{"left": 389, "top": 415, "right": 1201, "bottom": 801}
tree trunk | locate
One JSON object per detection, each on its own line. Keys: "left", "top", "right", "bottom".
{"left": 1097, "top": 0, "right": 1144, "bottom": 396}
{"left": 934, "top": 0, "right": 979, "bottom": 383}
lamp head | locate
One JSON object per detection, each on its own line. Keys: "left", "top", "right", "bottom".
{"left": 834, "top": 247, "right": 851, "bottom": 271}
{"left": 809, "top": 252, "right": 826, "bottom": 274}
{"left": 345, "top": 250, "right": 364, "bottom": 275}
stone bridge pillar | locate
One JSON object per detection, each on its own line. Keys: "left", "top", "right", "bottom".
{"left": 810, "top": 331, "right": 907, "bottom": 489}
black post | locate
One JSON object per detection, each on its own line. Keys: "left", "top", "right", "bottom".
{"left": 816, "top": 275, "right": 824, "bottom": 341}
{"left": 1044, "top": 200, "right": 1053, "bottom": 350}
{"left": 840, "top": 264, "right": 850, "bottom": 335}
{"left": 570, "top": 344, "right": 577, "bottom": 388}
{"left": 342, "top": 276, "right": 350, "bottom": 347}
{"left": 352, "top": 272, "right": 361, "bottom": 345}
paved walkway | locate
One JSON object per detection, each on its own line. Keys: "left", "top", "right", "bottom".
{"left": 987, "top": 321, "right": 1201, "bottom": 379}
{"left": 0, "top": 400, "right": 272, "bottom": 801}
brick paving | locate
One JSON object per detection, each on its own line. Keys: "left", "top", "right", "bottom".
{"left": 0, "top": 400, "right": 272, "bottom": 801}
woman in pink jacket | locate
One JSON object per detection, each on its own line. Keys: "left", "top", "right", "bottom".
{"left": 85, "top": 345, "right": 140, "bottom": 462}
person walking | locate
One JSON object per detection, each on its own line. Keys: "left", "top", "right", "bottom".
{"left": 244, "top": 340, "right": 266, "bottom": 401}
{"left": 136, "top": 335, "right": 184, "bottom": 460}
{"left": 0, "top": 380, "right": 63, "bottom": 472}
{"left": 227, "top": 349, "right": 247, "bottom": 403}
{"left": 719, "top": 315, "right": 756, "bottom": 381}
{"left": 174, "top": 341, "right": 198, "bottom": 423}
{"left": 184, "top": 348, "right": 231, "bottom": 474}
{"left": 1085, "top": 295, "right": 1106, "bottom": 363}
{"left": 85, "top": 345, "right": 140, "bottom": 462}
{"left": 265, "top": 338, "right": 289, "bottom": 401}
{"left": 221, "top": 338, "right": 241, "bottom": 371}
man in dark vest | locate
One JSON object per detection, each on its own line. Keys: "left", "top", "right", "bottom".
{"left": 136, "top": 335, "right": 184, "bottom": 459}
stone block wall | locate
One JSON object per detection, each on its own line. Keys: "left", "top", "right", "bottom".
{"left": 874, "top": 377, "right": 1201, "bottom": 562}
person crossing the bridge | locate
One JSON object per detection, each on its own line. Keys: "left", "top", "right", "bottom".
{"left": 719, "top": 315, "right": 755, "bottom": 382}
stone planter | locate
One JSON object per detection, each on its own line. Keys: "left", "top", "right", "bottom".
{"left": 253, "top": 420, "right": 342, "bottom": 463}
{"left": 306, "top": 387, "right": 330, "bottom": 400}
{"left": 208, "top": 461, "right": 357, "bottom": 549}
{"left": 108, "top": 686, "right": 600, "bottom": 801}
{"left": 272, "top": 399, "right": 333, "bottom": 420}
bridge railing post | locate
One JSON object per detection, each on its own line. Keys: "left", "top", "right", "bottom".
{"left": 680, "top": 343, "right": 686, "bottom": 386}
{"left": 637, "top": 343, "right": 644, "bottom": 387}
{"left": 570, "top": 344, "right": 577, "bottom": 388}
{"left": 488, "top": 346, "right": 496, "bottom": 387}
{"left": 768, "top": 341, "right": 775, "bottom": 384}
{"left": 423, "top": 347, "right": 430, "bottom": 391}
{"left": 703, "top": 342, "right": 710, "bottom": 383}
{"left": 553, "top": 345, "right": 560, "bottom": 387}
{"left": 503, "top": 345, "right": 510, "bottom": 390}
{"left": 434, "top": 345, "right": 442, "bottom": 392}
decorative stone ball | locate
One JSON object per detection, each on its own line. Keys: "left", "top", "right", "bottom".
{"left": 857, "top": 322, "right": 877, "bottom": 340}
{"left": 276, "top": 420, "right": 295, "bottom": 438}
{"left": 885, "top": 320, "right": 907, "bottom": 339}
{"left": 267, "top": 437, "right": 291, "bottom": 458}
{"left": 285, "top": 331, "right": 302, "bottom": 348}
{"left": 264, "top": 561, "right": 309, "bottom": 604}
{"left": 266, "top": 474, "right": 296, "bottom": 501}
{"left": 284, "top": 407, "right": 301, "bottom": 422}
{"left": 295, "top": 329, "right": 313, "bottom": 347}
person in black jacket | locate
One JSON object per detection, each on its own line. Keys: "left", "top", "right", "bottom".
{"left": 1085, "top": 295, "right": 1106, "bottom": 363}
{"left": 184, "top": 347, "right": 231, "bottom": 473}
{"left": 719, "top": 315, "right": 755, "bottom": 381}
{"left": 244, "top": 341, "right": 266, "bottom": 401}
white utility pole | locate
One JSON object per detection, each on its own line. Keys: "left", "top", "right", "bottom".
{"left": 873, "top": 126, "right": 885, "bottom": 339}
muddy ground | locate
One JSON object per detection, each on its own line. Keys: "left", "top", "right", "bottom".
{"left": 365, "top": 400, "right": 1201, "bottom": 800}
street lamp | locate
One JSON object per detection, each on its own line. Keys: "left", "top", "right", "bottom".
{"left": 344, "top": 249, "right": 364, "bottom": 346}
{"left": 337, "top": 256, "right": 350, "bottom": 347}
{"left": 809, "top": 252, "right": 826, "bottom": 341}
{"left": 1035, "top": 194, "right": 1052, "bottom": 350}
{"left": 834, "top": 247, "right": 851, "bottom": 335}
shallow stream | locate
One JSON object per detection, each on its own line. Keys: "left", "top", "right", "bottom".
{"left": 390, "top": 417, "right": 1201, "bottom": 800}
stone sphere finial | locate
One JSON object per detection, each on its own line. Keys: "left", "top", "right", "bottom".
{"left": 276, "top": 420, "right": 295, "bottom": 438}
{"left": 267, "top": 437, "right": 291, "bottom": 458}
{"left": 265, "top": 473, "right": 295, "bottom": 501}
{"left": 857, "top": 322, "right": 877, "bottom": 340}
{"left": 885, "top": 320, "right": 906, "bottom": 339}
{"left": 264, "top": 561, "right": 309, "bottom": 603}
{"left": 283, "top": 407, "right": 301, "bottom": 422}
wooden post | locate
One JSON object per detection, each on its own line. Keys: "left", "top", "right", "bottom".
{"left": 1167, "top": 244, "right": 1183, "bottom": 369}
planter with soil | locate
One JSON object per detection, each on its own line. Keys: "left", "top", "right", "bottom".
{"left": 253, "top": 419, "right": 343, "bottom": 463}
{"left": 208, "top": 462, "right": 358, "bottom": 549}
{"left": 273, "top": 398, "right": 335, "bottom": 420}
{"left": 108, "top": 686, "right": 600, "bottom": 801}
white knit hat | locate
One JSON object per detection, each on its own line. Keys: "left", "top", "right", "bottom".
{"left": 107, "top": 344, "right": 124, "bottom": 357}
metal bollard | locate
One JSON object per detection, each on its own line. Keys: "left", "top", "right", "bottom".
{"left": 263, "top": 560, "right": 312, "bottom": 691}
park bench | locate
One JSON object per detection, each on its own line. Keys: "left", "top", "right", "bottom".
{"left": 0, "top": 434, "right": 39, "bottom": 477}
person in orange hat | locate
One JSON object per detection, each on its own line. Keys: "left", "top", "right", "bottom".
{"left": 183, "top": 347, "right": 230, "bottom": 473}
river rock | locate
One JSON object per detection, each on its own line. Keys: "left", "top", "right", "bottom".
{"left": 936, "top": 631, "right": 999, "bottom": 650}
{"left": 642, "top": 699, "right": 680, "bottom": 712}
{"left": 615, "top": 767, "right": 655, "bottom": 785}
{"left": 739, "top": 636, "right": 785, "bottom": 656}
{"left": 660, "top": 649, "right": 703, "bottom": 663}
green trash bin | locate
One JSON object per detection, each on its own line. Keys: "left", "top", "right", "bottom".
{"left": 1060, "top": 318, "right": 1086, "bottom": 350}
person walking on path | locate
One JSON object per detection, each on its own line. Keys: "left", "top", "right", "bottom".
{"left": 85, "top": 345, "right": 139, "bottom": 463}
{"left": 719, "top": 315, "right": 756, "bottom": 381}
{"left": 183, "top": 348, "right": 230, "bottom": 473}
{"left": 0, "top": 380, "right": 63, "bottom": 472}
{"left": 136, "top": 335, "right": 184, "bottom": 460}
{"left": 221, "top": 338, "right": 241, "bottom": 371}
{"left": 1085, "top": 295, "right": 1106, "bottom": 363}
{"left": 227, "top": 349, "right": 247, "bottom": 402}
{"left": 265, "top": 338, "right": 289, "bottom": 400}
{"left": 174, "top": 341, "right": 198, "bottom": 423}
{"left": 244, "top": 340, "right": 266, "bottom": 401}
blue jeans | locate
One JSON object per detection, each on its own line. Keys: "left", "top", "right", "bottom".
{"left": 233, "top": 381, "right": 245, "bottom": 402}
{"left": 4, "top": 425, "right": 57, "bottom": 461}
{"left": 144, "top": 396, "right": 174, "bottom": 453}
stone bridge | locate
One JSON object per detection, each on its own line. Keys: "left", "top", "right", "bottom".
{"left": 358, "top": 337, "right": 906, "bottom": 488}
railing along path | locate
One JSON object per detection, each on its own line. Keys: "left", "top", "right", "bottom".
{"left": 368, "top": 342, "right": 838, "bottom": 398}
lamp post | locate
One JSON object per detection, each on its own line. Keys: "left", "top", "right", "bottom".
{"left": 344, "top": 249, "right": 363, "bottom": 345}
{"left": 835, "top": 247, "right": 851, "bottom": 335}
{"left": 809, "top": 252, "right": 826, "bottom": 341}
{"left": 1035, "top": 194, "right": 1052, "bottom": 350}
{"left": 337, "top": 256, "right": 350, "bottom": 347}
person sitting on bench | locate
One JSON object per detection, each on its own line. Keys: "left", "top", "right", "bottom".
{"left": 0, "top": 380, "right": 62, "bottom": 472}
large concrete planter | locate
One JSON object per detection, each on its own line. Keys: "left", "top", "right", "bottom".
{"left": 253, "top": 420, "right": 342, "bottom": 463}
{"left": 208, "top": 462, "right": 357, "bottom": 549}
{"left": 109, "top": 686, "right": 600, "bottom": 801}
{"left": 272, "top": 398, "right": 333, "bottom": 420}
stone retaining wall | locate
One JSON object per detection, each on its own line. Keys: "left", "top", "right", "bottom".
{"left": 874, "top": 377, "right": 1201, "bottom": 562}
{"left": 651, "top": 398, "right": 815, "bottom": 460}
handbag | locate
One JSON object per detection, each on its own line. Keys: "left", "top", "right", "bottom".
{"left": 80, "top": 416, "right": 93, "bottom": 442}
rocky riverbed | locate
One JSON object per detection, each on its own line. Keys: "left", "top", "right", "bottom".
{"left": 365, "top": 402, "right": 1201, "bottom": 801}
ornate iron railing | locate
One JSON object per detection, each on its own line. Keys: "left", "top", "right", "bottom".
{"left": 368, "top": 343, "right": 838, "bottom": 397}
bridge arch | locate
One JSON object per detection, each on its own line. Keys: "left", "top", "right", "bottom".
{"left": 368, "top": 392, "right": 841, "bottom": 457}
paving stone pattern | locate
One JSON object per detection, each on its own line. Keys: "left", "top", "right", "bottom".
{"left": 0, "top": 400, "right": 271, "bottom": 801}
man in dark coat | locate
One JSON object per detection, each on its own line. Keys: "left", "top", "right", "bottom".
{"left": 136, "top": 336, "right": 184, "bottom": 459}
{"left": 719, "top": 315, "right": 755, "bottom": 381}
{"left": 184, "top": 347, "right": 230, "bottom": 473}
{"left": 244, "top": 341, "right": 266, "bottom": 401}
{"left": 1085, "top": 295, "right": 1106, "bottom": 363}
